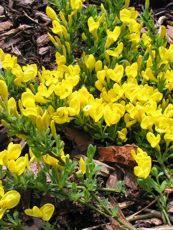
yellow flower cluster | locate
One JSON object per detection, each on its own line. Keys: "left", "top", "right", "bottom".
{"left": 0, "top": 142, "right": 28, "bottom": 176}
{"left": 131, "top": 148, "right": 151, "bottom": 179}
{"left": 0, "top": 181, "right": 20, "bottom": 219}
{"left": 25, "top": 203, "right": 55, "bottom": 221}
{"left": 1, "top": 3, "right": 173, "bottom": 189}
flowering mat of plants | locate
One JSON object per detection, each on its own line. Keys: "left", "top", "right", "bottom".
{"left": 0, "top": 0, "right": 173, "bottom": 229}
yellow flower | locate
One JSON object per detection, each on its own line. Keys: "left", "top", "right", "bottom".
{"left": 0, "top": 142, "right": 21, "bottom": 166}
{"left": 142, "top": 33, "right": 151, "bottom": 46}
{"left": 146, "top": 132, "right": 161, "bottom": 148}
{"left": 21, "top": 91, "right": 36, "bottom": 108}
{"left": 43, "top": 154, "right": 59, "bottom": 167}
{"left": 36, "top": 111, "right": 50, "bottom": 132}
{"left": 79, "top": 157, "right": 86, "bottom": 174}
{"left": 83, "top": 99, "right": 104, "bottom": 122}
{"left": 54, "top": 82, "right": 73, "bottom": 99}
{"left": 7, "top": 154, "right": 29, "bottom": 176}
{"left": 106, "top": 42, "right": 124, "bottom": 58}
{"left": 23, "top": 64, "right": 37, "bottom": 82}
{"left": 21, "top": 90, "right": 38, "bottom": 117}
{"left": 0, "top": 80, "right": 8, "bottom": 102}
{"left": 131, "top": 148, "right": 151, "bottom": 179}
{"left": 103, "top": 103, "right": 125, "bottom": 126}
{"left": 141, "top": 68, "right": 156, "bottom": 81}
{"left": 70, "top": 0, "right": 84, "bottom": 10}
{"left": 84, "top": 54, "right": 96, "bottom": 72}
{"left": 95, "top": 60, "right": 102, "bottom": 72}
{"left": 25, "top": 203, "right": 55, "bottom": 221}
{"left": 105, "top": 26, "right": 121, "bottom": 49}
{"left": 52, "top": 20, "right": 67, "bottom": 38}
{"left": 95, "top": 80, "right": 103, "bottom": 91}
{"left": 159, "top": 25, "right": 166, "bottom": 38}
{"left": 0, "top": 181, "right": 4, "bottom": 198}
{"left": 0, "top": 190, "right": 20, "bottom": 209}
{"left": 46, "top": 6, "right": 58, "bottom": 20}
{"left": 118, "top": 128, "right": 127, "bottom": 142}
{"left": 159, "top": 45, "right": 173, "bottom": 63}
{"left": 2, "top": 54, "right": 17, "bottom": 70}
{"left": 88, "top": 17, "right": 100, "bottom": 36}
{"left": 120, "top": 8, "right": 139, "bottom": 24}
{"left": 0, "top": 190, "right": 20, "bottom": 219}
{"left": 164, "top": 104, "right": 173, "bottom": 118}
{"left": 140, "top": 115, "right": 154, "bottom": 130}
{"left": 53, "top": 107, "right": 72, "bottom": 124}
{"left": 0, "top": 49, "right": 5, "bottom": 61}
{"left": 106, "top": 64, "right": 124, "bottom": 82}
{"left": 7, "top": 97, "right": 18, "bottom": 116}
{"left": 55, "top": 52, "right": 66, "bottom": 66}
{"left": 164, "top": 133, "right": 173, "bottom": 144}
{"left": 125, "top": 62, "right": 138, "bottom": 79}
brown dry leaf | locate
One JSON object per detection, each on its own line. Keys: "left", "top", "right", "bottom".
{"left": 124, "top": 171, "right": 138, "bottom": 191}
{"left": 139, "top": 226, "right": 173, "bottom": 230}
{"left": 98, "top": 145, "right": 137, "bottom": 166}
{"left": 16, "top": 0, "right": 35, "bottom": 5}
{"left": 37, "top": 34, "right": 49, "bottom": 47}
{"left": 135, "top": 218, "right": 162, "bottom": 228}
{"left": 0, "top": 24, "right": 32, "bottom": 39}
{"left": 2, "top": 37, "right": 22, "bottom": 49}
{"left": 108, "top": 218, "right": 121, "bottom": 230}
{"left": 165, "top": 187, "right": 173, "bottom": 194}
{"left": 168, "top": 201, "right": 173, "bottom": 213}
{"left": 167, "top": 25, "right": 173, "bottom": 43}
{"left": 65, "top": 127, "right": 93, "bottom": 153}
{"left": 118, "top": 201, "right": 134, "bottom": 210}
{"left": 92, "top": 159, "right": 114, "bottom": 177}
{"left": 109, "top": 197, "right": 135, "bottom": 230}
{"left": 106, "top": 173, "right": 119, "bottom": 189}
{"left": 38, "top": 46, "right": 50, "bottom": 55}
{"left": 0, "top": 21, "right": 13, "bottom": 32}
{"left": 35, "top": 11, "right": 51, "bottom": 24}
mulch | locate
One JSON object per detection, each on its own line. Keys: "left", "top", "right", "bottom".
{"left": 0, "top": 0, "right": 55, "bottom": 68}
{"left": 0, "top": 0, "right": 173, "bottom": 69}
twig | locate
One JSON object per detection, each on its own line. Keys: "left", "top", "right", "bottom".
{"left": 127, "top": 212, "right": 162, "bottom": 222}
{"left": 138, "top": 225, "right": 173, "bottom": 230}
{"left": 82, "top": 223, "right": 107, "bottom": 230}
{"left": 126, "top": 197, "right": 158, "bottom": 221}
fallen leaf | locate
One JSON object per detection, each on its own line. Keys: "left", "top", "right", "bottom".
{"left": 106, "top": 173, "right": 119, "bottom": 189}
{"left": 2, "top": 37, "right": 22, "bottom": 49}
{"left": 109, "top": 197, "right": 134, "bottom": 230}
{"left": 0, "top": 21, "right": 13, "bottom": 32}
{"left": 35, "top": 11, "right": 51, "bottom": 24}
{"left": 37, "top": 34, "right": 49, "bottom": 47}
{"left": 108, "top": 218, "right": 121, "bottom": 230}
{"left": 98, "top": 145, "right": 137, "bottom": 166}
{"left": 16, "top": 0, "right": 35, "bottom": 5}
{"left": 124, "top": 171, "right": 139, "bottom": 197}
{"left": 135, "top": 218, "right": 162, "bottom": 228}
{"left": 139, "top": 225, "right": 173, "bottom": 230}
{"left": 38, "top": 46, "right": 50, "bottom": 55}
{"left": 164, "top": 187, "right": 173, "bottom": 194}
{"left": 167, "top": 25, "right": 173, "bottom": 43}
{"left": 118, "top": 201, "right": 134, "bottom": 210}
{"left": 168, "top": 201, "right": 173, "bottom": 213}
